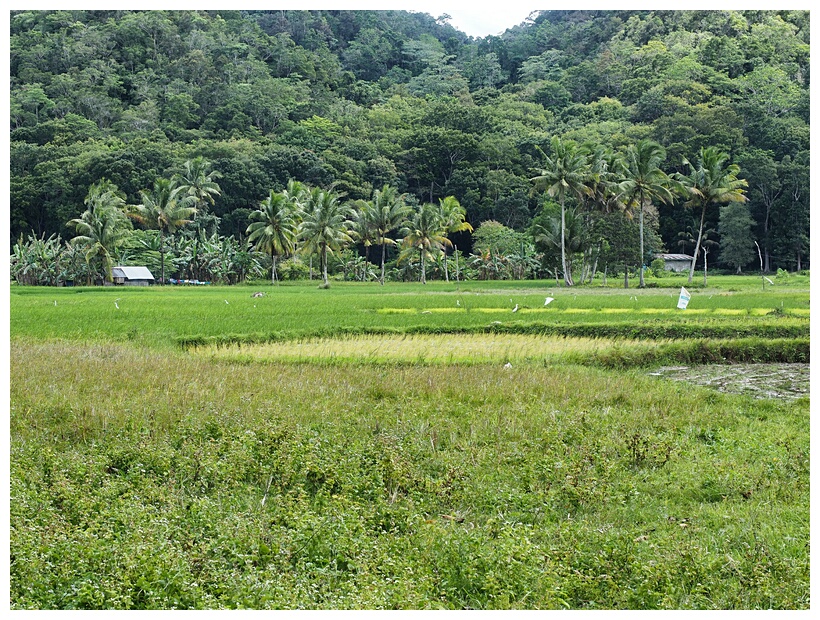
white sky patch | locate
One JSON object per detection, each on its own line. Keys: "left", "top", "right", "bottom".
{"left": 401, "top": 2, "right": 540, "bottom": 38}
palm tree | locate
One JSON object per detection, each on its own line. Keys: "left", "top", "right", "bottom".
{"left": 619, "top": 140, "right": 675, "bottom": 288}
{"left": 67, "top": 180, "right": 132, "bottom": 284}
{"left": 532, "top": 136, "right": 591, "bottom": 286}
{"left": 437, "top": 195, "right": 473, "bottom": 282}
{"left": 176, "top": 156, "right": 221, "bottom": 215}
{"left": 586, "top": 145, "right": 627, "bottom": 215}
{"left": 367, "top": 184, "right": 412, "bottom": 285}
{"left": 349, "top": 199, "right": 377, "bottom": 282}
{"left": 175, "top": 157, "right": 222, "bottom": 261}
{"left": 400, "top": 202, "right": 450, "bottom": 284}
{"left": 299, "top": 187, "right": 355, "bottom": 288}
{"left": 675, "top": 147, "right": 748, "bottom": 284}
{"left": 128, "top": 178, "right": 197, "bottom": 284}
{"left": 247, "top": 190, "right": 302, "bottom": 284}
{"left": 532, "top": 205, "right": 585, "bottom": 284}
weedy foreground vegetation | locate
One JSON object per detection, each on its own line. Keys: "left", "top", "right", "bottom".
{"left": 9, "top": 277, "right": 810, "bottom": 609}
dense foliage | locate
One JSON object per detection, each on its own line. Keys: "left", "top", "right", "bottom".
{"left": 10, "top": 9, "right": 810, "bottom": 276}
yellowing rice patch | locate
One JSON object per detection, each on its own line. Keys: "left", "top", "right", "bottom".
{"left": 192, "top": 334, "right": 645, "bottom": 364}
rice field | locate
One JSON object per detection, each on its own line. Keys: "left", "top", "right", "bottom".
{"left": 9, "top": 276, "right": 811, "bottom": 610}
{"left": 191, "top": 333, "right": 654, "bottom": 364}
{"left": 9, "top": 280, "right": 810, "bottom": 346}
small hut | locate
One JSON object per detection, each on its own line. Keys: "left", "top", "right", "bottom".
{"left": 111, "top": 266, "right": 155, "bottom": 286}
{"left": 654, "top": 254, "right": 693, "bottom": 273}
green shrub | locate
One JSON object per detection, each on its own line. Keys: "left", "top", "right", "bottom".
{"left": 650, "top": 258, "right": 666, "bottom": 278}
{"left": 278, "top": 257, "right": 310, "bottom": 281}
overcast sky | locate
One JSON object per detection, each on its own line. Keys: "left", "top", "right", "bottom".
{"left": 391, "top": 2, "right": 540, "bottom": 38}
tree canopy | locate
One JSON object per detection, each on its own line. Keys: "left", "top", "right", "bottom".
{"left": 10, "top": 9, "right": 809, "bottom": 275}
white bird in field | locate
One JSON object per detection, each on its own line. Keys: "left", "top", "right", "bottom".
{"left": 544, "top": 297, "right": 554, "bottom": 306}
{"left": 512, "top": 304, "right": 519, "bottom": 313}
{"left": 224, "top": 299, "right": 229, "bottom": 304}
{"left": 504, "top": 362, "right": 512, "bottom": 369}
{"left": 764, "top": 276, "right": 774, "bottom": 285}
{"left": 114, "top": 299, "right": 120, "bottom": 309}
{"left": 456, "top": 300, "right": 460, "bottom": 307}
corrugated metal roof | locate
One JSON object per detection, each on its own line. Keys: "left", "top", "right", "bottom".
{"left": 112, "top": 266, "right": 155, "bottom": 280}
{"left": 655, "top": 253, "right": 693, "bottom": 261}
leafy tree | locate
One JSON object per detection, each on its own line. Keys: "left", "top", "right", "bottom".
{"left": 299, "top": 187, "right": 355, "bottom": 288}
{"left": 532, "top": 136, "right": 591, "bottom": 286}
{"left": 588, "top": 209, "right": 645, "bottom": 288}
{"left": 472, "top": 219, "right": 534, "bottom": 280}
{"left": 11, "top": 233, "right": 66, "bottom": 286}
{"left": 771, "top": 151, "right": 810, "bottom": 271}
{"left": 675, "top": 147, "right": 748, "bottom": 284}
{"left": 128, "top": 178, "right": 197, "bottom": 284}
{"left": 735, "top": 149, "right": 781, "bottom": 272}
{"left": 718, "top": 202, "right": 755, "bottom": 273}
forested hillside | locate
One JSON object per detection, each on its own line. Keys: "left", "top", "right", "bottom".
{"left": 9, "top": 9, "right": 810, "bottom": 279}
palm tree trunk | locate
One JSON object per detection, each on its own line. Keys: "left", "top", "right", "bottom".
{"left": 160, "top": 229, "right": 166, "bottom": 285}
{"left": 380, "top": 241, "right": 386, "bottom": 285}
{"left": 638, "top": 194, "right": 645, "bottom": 288}
{"left": 444, "top": 250, "right": 449, "bottom": 282}
{"left": 271, "top": 249, "right": 277, "bottom": 285}
{"left": 560, "top": 195, "right": 569, "bottom": 286}
{"left": 702, "top": 247, "right": 708, "bottom": 287}
{"left": 688, "top": 204, "right": 706, "bottom": 284}
{"left": 322, "top": 244, "right": 328, "bottom": 286}
{"left": 589, "top": 244, "right": 600, "bottom": 284}
{"left": 420, "top": 247, "right": 426, "bottom": 284}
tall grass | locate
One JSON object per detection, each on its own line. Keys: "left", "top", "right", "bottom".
{"left": 188, "top": 334, "right": 809, "bottom": 368}
{"left": 10, "top": 339, "right": 809, "bottom": 609}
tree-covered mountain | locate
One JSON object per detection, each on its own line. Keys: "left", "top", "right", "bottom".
{"left": 9, "top": 9, "right": 810, "bottom": 273}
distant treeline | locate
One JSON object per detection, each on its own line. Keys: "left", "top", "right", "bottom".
{"left": 10, "top": 9, "right": 809, "bottom": 273}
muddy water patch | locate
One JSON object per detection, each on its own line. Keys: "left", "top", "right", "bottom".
{"left": 649, "top": 363, "right": 809, "bottom": 400}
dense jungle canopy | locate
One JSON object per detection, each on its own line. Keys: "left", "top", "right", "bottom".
{"left": 9, "top": 9, "right": 810, "bottom": 273}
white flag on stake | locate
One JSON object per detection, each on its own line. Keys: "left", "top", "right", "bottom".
{"left": 677, "top": 287, "right": 691, "bottom": 310}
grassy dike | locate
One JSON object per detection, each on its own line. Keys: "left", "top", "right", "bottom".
{"left": 9, "top": 278, "right": 810, "bottom": 609}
